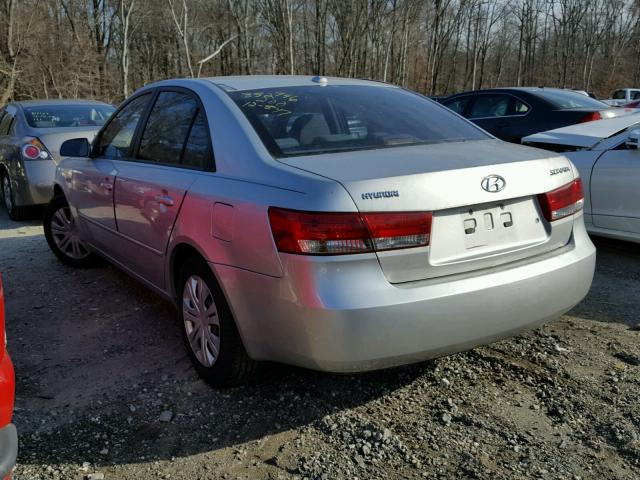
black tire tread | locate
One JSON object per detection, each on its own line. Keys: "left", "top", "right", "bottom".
{"left": 177, "top": 256, "right": 258, "bottom": 387}
{"left": 2, "top": 172, "right": 30, "bottom": 221}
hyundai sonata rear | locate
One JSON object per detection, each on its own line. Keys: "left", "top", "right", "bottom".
{"left": 47, "top": 76, "right": 595, "bottom": 386}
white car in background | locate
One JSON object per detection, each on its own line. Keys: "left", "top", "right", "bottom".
{"left": 523, "top": 113, "right": 640, "bottom": 243}
{"left": 602, "top": 88, "right": 640, "bottom": 106}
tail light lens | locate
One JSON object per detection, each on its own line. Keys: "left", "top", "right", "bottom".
{"left": 21, "top": 137, "right": 50, "bottom": 160}
{"left": 268, "top": 208, "right": 432, "bottom": 255}
{"left": 538, "top": 178, "right": 584, "bottom": 222}
{"left": 579, "top": 111, "right": 602, "bottom": 123}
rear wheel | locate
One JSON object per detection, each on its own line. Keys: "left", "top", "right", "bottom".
{"left": 177, "top": 257, "right": 257, "bottom": 387}
{"left": 1, "top": 172, "right": 28, "bottom": 221}
{"left": 44, "top": 194, "right": 98, "bottom": 268}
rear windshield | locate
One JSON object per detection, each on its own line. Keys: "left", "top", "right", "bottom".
{"left": 23, "top": 104, "right": 115, "bottom": 128}
{"left": 535, "top": 90, "right": 610, "bottom": 109}
{"left": 227, "top": 85, "right": 488, "bottom": 157}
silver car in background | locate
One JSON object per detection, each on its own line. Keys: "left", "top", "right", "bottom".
{"left": 44, "top": 76, "right": 595, "bottom": 387}
{"left": 0, "top": 100, "right": 115, "bottom": 219}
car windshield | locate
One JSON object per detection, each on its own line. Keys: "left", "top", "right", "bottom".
{"left": 227, "top": 85, "right": 489, "bottom": 157}
{"left": 535, "top": 90, "right": 610, "bottom": 109}
{"left": 23, "top": 104, "right": 115, "bottom": 128}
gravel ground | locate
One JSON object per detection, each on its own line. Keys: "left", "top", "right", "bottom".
{"left": 1, "top": 207, "right": 639, "bottom": 480}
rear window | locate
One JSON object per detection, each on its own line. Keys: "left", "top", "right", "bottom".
{"left": 227, "top": 85, "right": 488, "bottom": 157}
{"left": 535, "top": 90, "right": 610, "bottom": 109}
{"left": 23, "top": 104, "right": 115, "bottom": 128}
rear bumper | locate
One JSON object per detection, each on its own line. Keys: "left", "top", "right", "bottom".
{"left": 12, "top": 160, "right": 55, "bottom": 206}
{"left": 0, "top": 424, "right": 17, "bottom": 480}
{"left": 215, "top": 221, "right": 596, "bottom": 373}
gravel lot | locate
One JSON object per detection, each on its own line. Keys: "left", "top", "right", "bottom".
{"left": 1, "top": 207, "right": 639, "bottom": 480}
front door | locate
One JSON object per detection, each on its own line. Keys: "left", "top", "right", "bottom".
{"left": 591, "top": 146, "right": 640, "bottom": 234}
{"left": 70, "top": 93, "right": 153, "bottom": 250}
{"left": 113, "top": 90, "right": 214, "bottom": 289}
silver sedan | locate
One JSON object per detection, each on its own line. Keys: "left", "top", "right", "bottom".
{"left": 0, "top": 100, "right": 115, "bottom": 220}
{"left": 44, "top": 76, "right": 596, "bottom": 386}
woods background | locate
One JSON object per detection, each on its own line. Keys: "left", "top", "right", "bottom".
{"left": 1, "top": 0, "right": 640, "bottom": 105}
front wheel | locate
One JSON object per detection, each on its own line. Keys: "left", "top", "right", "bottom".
{"left": 177, "top": 257, "right": 257, "bottom": 387}
{"left": 44, "top": 195, "right": 98, "bottom": 268}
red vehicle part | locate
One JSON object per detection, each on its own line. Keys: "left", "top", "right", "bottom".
{"left": 0, "top": 275, "right": 17, "bottom": 480}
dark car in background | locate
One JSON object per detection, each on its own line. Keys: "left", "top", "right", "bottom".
{"left": 0, "top": 100, "right": 115, "bottom": 220}
{"left": 0, "top": 275, "right": 16, "bottom": 480}
{"left": 442, "top": 87, "right": 627, "bottom": 143}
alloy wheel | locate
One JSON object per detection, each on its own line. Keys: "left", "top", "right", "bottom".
{"left": 50, "top": 206, "right": 90, "bottom": 260}
{"left": 182, "top": 275, "right": 221, "bottom": 367}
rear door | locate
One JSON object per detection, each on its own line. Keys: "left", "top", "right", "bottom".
{"left": 467, "top": 94, "right": 516, "bottom": 141}
{"left": 112, "top": 89, "right": 213, "bottom": 288}
{"left": 591, "top": 142, "right": 640, "bottom": 234}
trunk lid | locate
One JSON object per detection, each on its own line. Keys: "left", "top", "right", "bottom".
{"left": 31, "top": 127, "right": 101, "bottom": 164}
{"left": 280, "top": 139, "right": 578, "bottom": 283}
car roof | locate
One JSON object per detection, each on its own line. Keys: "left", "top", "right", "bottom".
{"left": 201, "top": 75, "right": 395, "bottom": 92}
{"left": 447, "top": 86, "right": 576, "bottom": 97}
{"left": 523, "top": 111, "right": 640, "bottom": 148}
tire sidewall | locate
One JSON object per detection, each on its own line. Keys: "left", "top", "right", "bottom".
{"left": 177, "top": 257, "right": 251, "bottom": 387}
{"left": 44, "top": 195, "right": 96, "bottom": 268}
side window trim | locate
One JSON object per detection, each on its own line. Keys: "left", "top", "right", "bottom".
{"left": 178, "top": 106, "right": 201, "bottom": 162}
{"left": 91, "top": 90, "right": 156, "bottom": 158}
{"left": 132, "top": 86, "right": 215, "bottom": 172}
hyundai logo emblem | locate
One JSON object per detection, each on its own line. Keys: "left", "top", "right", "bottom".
{"left": 481, "top": 175, "right": 506, "bottom": 193}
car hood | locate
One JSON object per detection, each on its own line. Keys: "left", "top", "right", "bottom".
{"left": 522, "top": 111, "right": 640, "bottom": 149}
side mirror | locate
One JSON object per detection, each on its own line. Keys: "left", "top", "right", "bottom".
{"left": 60, "top": 138, "right": 90, "bottom": 158}
{"left": 625, "top": 129, "right": 640, "bottom": 149}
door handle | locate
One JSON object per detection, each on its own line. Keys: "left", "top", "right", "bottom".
{"left": 495, "top": 121, "right": 508, "bottom": 128}
{"left": 154, "top": 194, "right": 175, "bottom": 206}
{"left": 99, "top": 182, "right": 113, "bottom": 191}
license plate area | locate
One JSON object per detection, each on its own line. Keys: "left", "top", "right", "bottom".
{"left": 429, "top": 196, "right": 548, "bottom": 266}
{"left": 462, "top": 202, "right": 517, "bottom": 249}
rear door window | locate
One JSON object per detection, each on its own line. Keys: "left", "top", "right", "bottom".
{"left": 513, "top": 99, "right": 530, "bottom": 115}
{"left": 137, "top": 91, "right": 212, "bottom": 169}
{"left": 444, "top": 97, "right": 471, "bottom": 116}
{"left": 138, "top": 92, "right": 199, "bottom": 165}
{"left": 613, "top": 90, "right": 625, "bottom": 100}
{"left": 468, "top": 95, "right": 512, "bottom": 119}
{"left": 181, "top": 109, "right": 213, "bottom": 169}
{"left": 97, "top": 94, "right": 151, "bottom": 158}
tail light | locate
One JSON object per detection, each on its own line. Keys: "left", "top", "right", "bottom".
{"left": 579, "top": 111, "right": 602, "bottom": 123}
{"left": 538, "top": 178, "right": 584, "bottom": 222}
{"left": 21, "top": 137, "right": 50, "bottom": 160}
{"left": 268, "top": 208, "right": 432, "bottom": 255}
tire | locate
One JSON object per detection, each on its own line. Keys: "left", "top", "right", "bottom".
{"left": 1, "top": 172, "right": 29, "bottom": 221}
{"left": 43, "top": 194, "right": 99, "bottom": 268}
{"left": 177, "top": 256, "right": 257, "bottom": 387}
